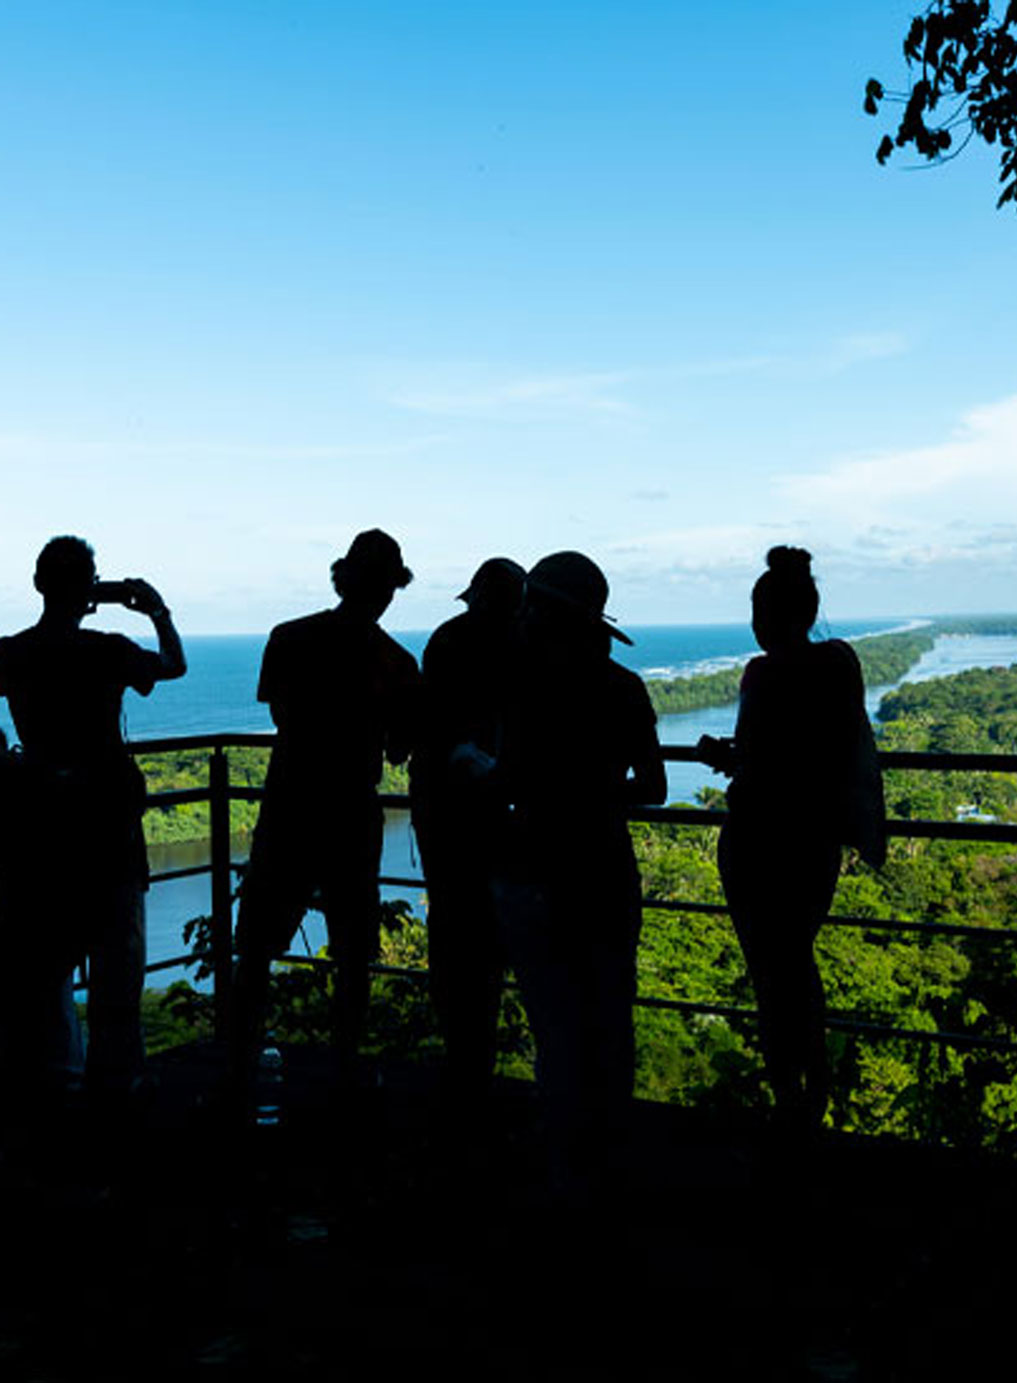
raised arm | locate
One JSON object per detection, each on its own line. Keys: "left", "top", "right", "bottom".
{"left": 124, "top": 578, "right": 187, "bottom": 681}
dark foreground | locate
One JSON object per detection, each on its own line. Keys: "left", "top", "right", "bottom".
{"left": 0, "top": 1045, "right": 1014, "bottom": 1380}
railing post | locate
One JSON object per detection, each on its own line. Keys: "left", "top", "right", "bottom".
{"left": 209, "top": 744, "right": 233, "bottom": 1041}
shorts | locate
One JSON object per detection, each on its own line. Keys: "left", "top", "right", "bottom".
{"left": 234, "top": 792, "right": 384, "bottom": 960}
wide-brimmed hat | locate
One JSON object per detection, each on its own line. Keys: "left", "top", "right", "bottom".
{"left": 525, "top": 551, "right": 632, "bottom": 645}
{"left": 332, "top": 529, "right": 413, "bottom": 590}
{"left": 456, "top": 556, "right": 526, "bottom": 605}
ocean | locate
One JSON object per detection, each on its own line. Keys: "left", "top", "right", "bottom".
{"left": 4, "top": 617, "right": 1017, "bottom": 984}
{"left": 0, "top": 615, "right": 909, "bottom": 744}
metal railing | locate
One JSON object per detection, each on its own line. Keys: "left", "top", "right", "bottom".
{"left": 132, "top": 734, "right": 1017, "bottom": 1051}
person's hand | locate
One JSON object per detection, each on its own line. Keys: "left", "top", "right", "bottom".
{"left": 123, "top": 578, "right": 169, "bottom": 618}
{"left": 696, "top": 734, "right": 734, "bottom": 774}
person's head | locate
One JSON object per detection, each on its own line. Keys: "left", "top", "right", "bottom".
{"left": 457, "top": 557, "right": 525, "bottom": 623}
{"left": 34, "top": 535, "right": 97, "bottom": 617}
{"left": 523, "top": 550, "right": 631, "bottom": 661}
{"left": 751, "top": 545, "right": 819, "bottom": 652}
{"left": 330, "top": 529, "right": 412, "bottom": 621}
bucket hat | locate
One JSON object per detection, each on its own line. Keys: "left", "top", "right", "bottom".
{"left": 332, "top": 529, "right": 413, "bottom": 590}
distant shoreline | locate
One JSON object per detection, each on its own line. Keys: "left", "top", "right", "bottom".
{"left": 643, "top": 616, "right": 1017, "bottom": 718}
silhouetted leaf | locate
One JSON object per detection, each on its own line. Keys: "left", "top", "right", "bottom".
{"left": 872, "top": 1, "right": 1017, "bottom": 209}
{"left": 905, "top": 15, "right": 926, "bottom": 60}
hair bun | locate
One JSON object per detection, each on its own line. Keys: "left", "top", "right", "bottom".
{"left": 766, "top": 545, "right": 812, "bottom": 578}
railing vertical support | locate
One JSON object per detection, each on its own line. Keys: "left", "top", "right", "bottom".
{"left": 209, "top": 744, "right": 233, "bottom": 1041}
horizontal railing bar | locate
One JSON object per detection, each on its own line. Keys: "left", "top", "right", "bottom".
{"left": 888, "top": 818, "right": 1017, "bottom": 843}
{"left": 643, "top": 899, "right": 728, "bottom": 915}
{"left": 77, "top": 948, "right": 211, "bottom": 990}
{"left": 145, "top": 863, "right": 1016, "bottom": 943}
{"left": 133, "top": 746, "right": 1017, "bottom": 849}
{"left": 629, "top": 805, "right": 725, "bottom": 825}
{"left": 143, "top": 782, "right": 1017, "bottom": 848}
{"left": 268, "top": 955, "right": 1017, "bottom": 1055}
{"left": 126, "top": 733, "right": 1017, "bottom": 775}
{"left": 145, "top": 952, "right": 208, "bottom": 975}
{"left": 824, "top": 913, "right": 1017, "bottom": 940}
{"left": 149, "top": 864, "right": 211, "bottom": 884}
{"left": 632, "top": 804, "right": 1017, "bottom": 841}
{"left": 659, "top": 744, "right": 1017, "bottom": 773}
{"left": 275, "top": 952, "right": 430, "bottom": 980}
{"left": 642, "top": 897, "right": 1017, "bottom": 942}
{"left": 878, "top": 749, "right": 1017, "bottom": 773}
{"left": 145, "top": 787, "right": 210, "bottom": 808}
{"left": 130, "top": 733, "right": 275, "bottom": 754}
{"left": 824, "top": 1016, "right": 1017, "bottom": 1053}
{"left": 634, "top": 994, "right": 1017, "bottom": 1052}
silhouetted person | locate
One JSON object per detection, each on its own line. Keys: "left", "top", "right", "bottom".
{"left": 0, "top": 536, "right": 186, "bottom": 1110}
{"left": 495, "top": 552, "right": 666, "bottom": 1198}
{"left": 410, "top": 557, "right": 525, "bottom": 1100}
{"left": 230, "top": 529, "right": 421, "bottom": 1096}
{"left": 698, "top": 546, "right": 885, "bottom": 1139}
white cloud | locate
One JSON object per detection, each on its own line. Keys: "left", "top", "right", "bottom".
{"left": 827, "top": 332, "right": 908, "bottom": 371}
{"left": 380, "top": 366, "right": 634, "bottom": 419}
{"left": 596, "top": 389, "right": 1017, "bottom": 617}
{"left": 779, "top": 393, "right": 1017, "bottom": 519}
{"left": 608, "top": 521, "right": 799, "bottom": 573}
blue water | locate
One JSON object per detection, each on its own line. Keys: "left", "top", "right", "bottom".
{"left": 0, "top": 615, "right": 907, "bottom": 745}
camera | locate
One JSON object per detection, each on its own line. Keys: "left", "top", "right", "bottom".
{"left": 92, "top": 581, "right": 134, "bottom": 606}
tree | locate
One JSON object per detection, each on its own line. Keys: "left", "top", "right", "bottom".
{"left": 866, "top": 1, "right": 1017, "bottom": 209}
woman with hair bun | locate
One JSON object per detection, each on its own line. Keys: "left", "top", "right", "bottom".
{"left": 698, "top": 546, "right": 884, "bottom": 1139}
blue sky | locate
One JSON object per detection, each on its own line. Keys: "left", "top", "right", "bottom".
{"left": 1, "top": 1, "right": 1015, "bottom": 633}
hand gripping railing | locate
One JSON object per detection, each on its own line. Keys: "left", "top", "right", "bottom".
{"left": 130, "top": 734, "right": 1017, "bottom": 1051}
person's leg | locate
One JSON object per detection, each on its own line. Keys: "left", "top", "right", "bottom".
{"left": 417, "top": 805, "right": 503, "bottom": 1094}
{"left": 798, "top": 844, "right": 841, "bottom": 1129}
{"left": 321, "top": 799, "right": 384, "bottom": 1077}
{"left": 723, "top": 833, "right": 841, "bottom": 1131}
{"left": 720, "top": 826, "right": 804, "bottom": 1115}
{"left": 230, "top": 825, "right": 307, "bottom": 1091}
{"left": 85, "top": 880, "right": 146, "bottom": 1097}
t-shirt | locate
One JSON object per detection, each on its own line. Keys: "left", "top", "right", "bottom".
{"left": 410, "top": 609, "right": 518, "bottom": 801}
{"left": 258, "top": 607, "right": 421, "bottom": 800}
{"left": 0, "top": 623, "right": 159, "bottom": 885}
{"left": 503, "top": 654, "right": 660, "bottom": 838}
{"left": 0, "top": 624, "right": 161, "bottom": 775}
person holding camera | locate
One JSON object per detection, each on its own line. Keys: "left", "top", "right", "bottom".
{"left": 0, "top": 535, "right": 186, "bottom": 1112}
